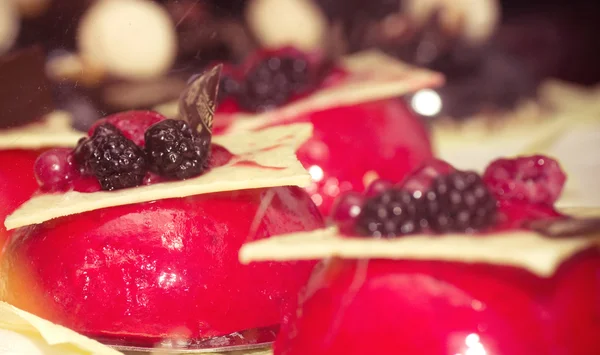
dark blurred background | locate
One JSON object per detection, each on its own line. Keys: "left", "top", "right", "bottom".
{"left": 499, "top": 0, "right": 600, "bottom": 85}
{"left": 15, "top": 0, "right": 600, "bottom": 85}
{"left": 8, "top": 0, "right": 599, "bottom": 126}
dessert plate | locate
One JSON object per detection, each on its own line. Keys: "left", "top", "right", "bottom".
{"left": 98, "top": 324, "right": 276, "bottom": 354}
{"left": 109, "top": 342, "right": 272, "bottom": 354}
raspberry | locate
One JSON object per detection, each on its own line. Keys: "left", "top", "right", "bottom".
{"left": 239, "top": 55, "right": 311, "bottom": 112}
{"left": 483, "top": 155, "right": 566, "bottom": 205}
{"left": 424, "top": 171, "right": 497, "bottom": 232}
{"left": 88, "top": 111, "right": 166, "bottom": 146}
{"left": 355, "top": 188, "right": 422, "bottom": 238}
{"left": 75, "top": 124, "right": 148, "bottom": 191}
{"left": 144, "top": 119, "right": 210, "bottom": 180}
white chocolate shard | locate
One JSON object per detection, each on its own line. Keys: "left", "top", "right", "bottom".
{"left": 240, "top": 225, "right": 600, "bottom": 277}
{"left": 0, "top": 111, "right": 84, "bottom": 149}
{"left": 0, "top": 302, "right": 122, "bottom": 355}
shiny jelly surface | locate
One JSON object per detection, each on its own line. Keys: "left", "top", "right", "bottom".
{"left": 274, "top": 250, "right": 600, "bottom": 355}
{"left": 0, "top": 149, "right": 40, "bottom": 249}
{"left": 0, "top": 186, "right": 323, "bottom": 345}
{"left": 288, "top": 99, "right": 432, "bottom": 215}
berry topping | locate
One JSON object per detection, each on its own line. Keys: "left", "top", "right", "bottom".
{"left": 402, "top": 159, "right": 456, "bottom": 194}
{"left": 331, "top": 191, "right": 365, "bottom": 225}
{"left": 365, "top": 179, "right": 393, "bottom": 197}
{"left": 483, "top": 155, "right": 566, "bottom": 205}
{"left": 144, "top": 119, "right": 210, "bottom": 180}
{"left": 75, "top": 123, "right": 147, "bottom": 191}
{"left": 239, "top": 55, "right": 311, "bottom": 112}
{"left": 34, "top": 148, "right": 81, "bottom": 192}
{"left": 218, "top": 72, "right": 242, "bottom": 104}
{"left": 355, "top": 189, "right": 422, "bottom": 238}
{"left": 280, "top": 55, "right": 311, "bottom": 93}
{"left": 424, "top": 171, "right": 497, "bottom": 233}
{"left": 88, "top": 111, "right": 166, "bottom": 146}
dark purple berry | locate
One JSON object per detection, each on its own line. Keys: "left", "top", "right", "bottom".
{"left": 355, "top": 188, "right": 422, "bottom": 238}
{"left": 34, "top": 148, "right": 80, "bottom": 191}
{"left": 74, "top": 124, "right": 147, "bottom": 191}
{"left": 279, "top": 55, "right": 311, "bottom": 93}
{"left": 424, "top": 171, "right": 497, "bottom": 233}
{"left": 218, "top": 74, "right": 241, "bottom": 104}
{"left": 73, "top": 123, "right": 122, "bottom": 173}
{"left": 144, "top": 119, "right": 210, "bottom": 180}
{"left": 239, "top": 55, "right": 311, "bottom": 112}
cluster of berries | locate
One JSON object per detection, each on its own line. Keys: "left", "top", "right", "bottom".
{"left": 34, "top": 111, "right": 211, "bottom": 191}
{"left": 331, "top": 156, "right": 566, "bottom": 237}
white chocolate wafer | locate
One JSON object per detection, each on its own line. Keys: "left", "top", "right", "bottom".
{"left": 5, "top": 123, "right": 313, "bottom": 230}
{"left": 240, "top": 226, "right": 599, "bottom": 277}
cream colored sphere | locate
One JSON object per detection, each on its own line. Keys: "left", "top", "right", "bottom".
{"left": 0, "top": 0, "right": 19, "bottom": 55}
{"left": 403, "top": 0, "right": 500, "bottom": 43}
{"left": 78, "top": 0, "right": 177, "bottom": 80}
{"left": 247, "top": 0, "right": 327, "bottom": 52}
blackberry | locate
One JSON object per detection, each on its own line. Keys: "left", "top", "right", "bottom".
{"left": 91, "top": 122, "right": 120, "bottom": 137}
{"left": 73, "top": 123, "right": 122, "bottom": 173}
{"left": 279, "top": 56, "right": 311, "bottom": 94}
{"left": 355, "top": 188, "right": 422, "bottom": 238}
{"left": 144, "top": 119, "right": 210, "bottom": 180}
{"left": 74, "top": 124, "right": 147, "bottom": 191}
{"left": 218, "top": 74, "right": 241, "bottom": 104}
{"left": 424, "top": 171, "right": 497, "bottom": 233}
{"left": 239, "top": 55, "right": 310, "bottom": 112}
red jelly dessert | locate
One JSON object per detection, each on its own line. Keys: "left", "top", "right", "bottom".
{"left": 1, "top": 186, "right": 322, "bottom": 345}
{"left": 211, "top": 49, "right": 441, "bottom": 215}
{"left": 275, "top": 250, "right": 600, "bottom": 355}
{"left": 0, "top": 150, "right": 40, "bottom": 248}
{"left": 0, "top": 46, "right": 62, "bottom": 249}
{"left": 1, "top": 70, "right": 324, "bottom": 347}
{"left": 240, "top": 155, "right": 600, "bottom": 355}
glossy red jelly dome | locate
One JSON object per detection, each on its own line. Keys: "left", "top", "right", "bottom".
{"left": 0, "top": 150, "right": 40, "bottom": 249}
{"left": 0, "top": 186, "right": 323, "bottom": 345}
{"left": 292, "top": 99, "right": 433, "bottom": 215}
{"left": 275, "top": 251, "right": 600, "bottom": 355}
